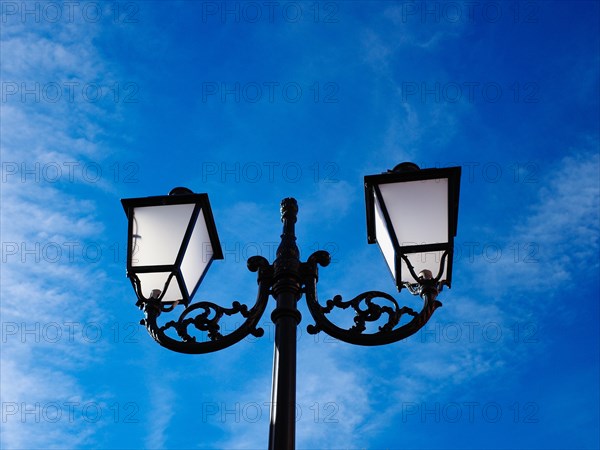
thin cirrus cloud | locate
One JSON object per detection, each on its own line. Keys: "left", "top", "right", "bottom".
{"left": 0, "top": 11, "right": 122, "bottom": 450}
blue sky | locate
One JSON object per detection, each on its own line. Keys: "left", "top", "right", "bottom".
{"left": 1, "top": 1, "right": 599, "bottom": 449}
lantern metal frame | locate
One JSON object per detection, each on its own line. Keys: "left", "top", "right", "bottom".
{"left": 121, "top": 188, "right": 223, "bottom": 308}
{"left": 364, "top": 164, "right": 461, "bottom": 291}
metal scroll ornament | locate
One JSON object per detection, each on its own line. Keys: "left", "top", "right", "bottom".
{"left": 135, "top": 255, "right": 272, "bottom": 354}
{"left": 307, "top": 291, "right": 418, "bottom": 335}
{"left": 304, "top": 251, "right": 447, "bottom": 346}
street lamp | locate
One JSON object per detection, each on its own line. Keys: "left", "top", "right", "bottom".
{"left": 121, "top": 187, "right": 223, "bottom": 307}
{"left": 121, "top": 163, "right": 461, "bottom": 449}
{"left": 364, "top": 162, "right": 461, "bottom": 291}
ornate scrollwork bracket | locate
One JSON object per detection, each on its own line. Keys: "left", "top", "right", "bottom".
{"left": 305, "top": 251, "right": 448, "bottom": 346}
{"left": 134, "top": 255, "right": 272, "bottom": 354}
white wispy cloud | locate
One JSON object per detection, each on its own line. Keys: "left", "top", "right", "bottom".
{"left": 475, "top": 147, "right": 600, "bottom": 304}
{"left": 144, "top": 382, "right": 176, "bottom": 449}
{"left": 0, "top": 11, "right": 129, "bottom": 449}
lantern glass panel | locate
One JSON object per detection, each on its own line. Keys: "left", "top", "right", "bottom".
{"left": 136, "top": 272, "right": 183, "bottom": 302}
{"left": 374, "top": 194, "right": 396, "bottom": 279}
{"left": 180, "top": 209, "right": 214, "bottom": 297}
{"left": 131, "top": 203, "right": 195, "bottom": 267}
{"left": 400, "top": 251, "right": 447, "bottom": 284}
{"left": 378, "top": 178, "right": 449, "bottom": 247}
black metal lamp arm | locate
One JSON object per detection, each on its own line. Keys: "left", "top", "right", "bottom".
{"left": 304, "top": 251, "right": 446, "bottom": 346}
{"left": 136, "top": 255, "right": 272, "bottom": 355}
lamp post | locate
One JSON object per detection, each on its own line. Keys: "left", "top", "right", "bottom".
{"left": 121, "top": 163, "right": 461, "bottom": 450}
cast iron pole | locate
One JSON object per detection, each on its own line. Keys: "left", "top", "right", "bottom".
{"left": 268, "top": 198, "right": 301, "bottom": 450}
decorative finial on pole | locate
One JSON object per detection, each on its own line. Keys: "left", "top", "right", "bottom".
{"left": 280, "top": 197, "right": 298, "bottom": 223}
{"left": 276, "top": 198, "right": 300, "bottom": 263}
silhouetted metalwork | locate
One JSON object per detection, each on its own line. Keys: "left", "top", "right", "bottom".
{"left": 133, "top": 255, "right": 271, "bottom": 355}
{"left": 125, "top": 163, "right": 461, "bottom": 450}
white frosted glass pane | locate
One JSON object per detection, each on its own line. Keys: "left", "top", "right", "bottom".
{"left": 136, "top": 272, "right": 183, "bottom": 302}
{"left": 400, "top": 251, "right": 447, "bottom": 284}
{"left": 180, "top": 209, "right": 214, "bottom": 296}
{"left": 131, "top": 204, "right": 194, "bottom": 267}
{"left": 379, "top": 179, "right": 448, "bottom": 247}
{"left": 374, "top": 194, "right": 396, "bottom": 279}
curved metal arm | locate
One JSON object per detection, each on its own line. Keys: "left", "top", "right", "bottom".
{"left": 304, "top": 251, "right": 443, "bottom": 346}
{"left": 137, "top": 256, "right": 272, "bottom": 354}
